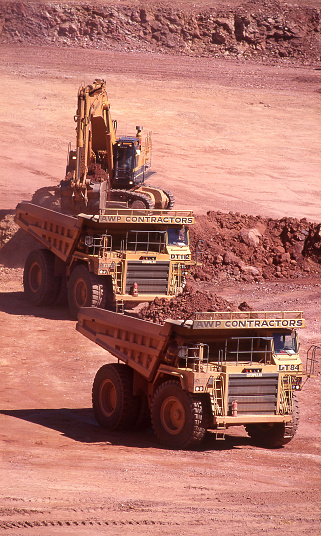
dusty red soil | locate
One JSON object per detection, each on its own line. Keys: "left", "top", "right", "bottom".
{"left": 1, "top": 5, "right": 321, "bottom": 533}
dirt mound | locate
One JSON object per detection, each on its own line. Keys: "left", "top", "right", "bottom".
{"left": 0, "top": 204, "right": 41, "bottom": 267}
{"left": 137, "top": 285, "right": 235, "bottom": 323}
{"left": 0, "top": 0, "right": 320, "bottom": 65}
{"left": 190, "top": 211, "right": 321, "bottom": 284}
{"left": 0, "top": 210, "right": 17, "bottom": 249}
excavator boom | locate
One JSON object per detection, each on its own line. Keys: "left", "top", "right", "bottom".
{"left": 59, "top": 79, "right": 173, "bottom": 214}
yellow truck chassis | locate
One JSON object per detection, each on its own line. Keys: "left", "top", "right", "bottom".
{"left": 15, "top": 202, "right": 196, "bottom": 318}
{"left": 77, "top": 308, "right": 308, "bottom": 449}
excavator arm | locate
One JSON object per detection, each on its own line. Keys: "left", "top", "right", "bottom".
{"left": 59, "top": 79, "right": 174, "bottom": 214}
{"left": 74, "top": 79, "right": 116, "bottom": 191}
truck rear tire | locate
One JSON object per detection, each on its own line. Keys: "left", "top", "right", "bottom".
{"left": 151, "top": 381, "right": 206, "bottom": 449}
{"left": 92, "top": 363, "right": 138, "bottom": 431}
{"left": 245, "top": 395, "right": 300, "bottom": 448}
{"left": 23, "top": 249, "right": 60, "bottom": 306}
{"left": 68, "top": 265, "right": 107, "bottom": 319}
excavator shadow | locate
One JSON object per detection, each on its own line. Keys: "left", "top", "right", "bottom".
{"left": 0, "top": 408, "right": 252, "bottom": 451}
{"left": 0, "top": 291, "right": 71, "bottom": 320}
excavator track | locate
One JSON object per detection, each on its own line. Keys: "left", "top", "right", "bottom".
{"left": 161, "top": 188, "right": 175, "bottom": 210}
{"left": 148, "top": 185, "right": 175, "bottom": 210}
{"left": 110, "top": 189, "right": 155, "bottom": 209}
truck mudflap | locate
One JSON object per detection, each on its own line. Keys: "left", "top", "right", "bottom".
{"left": 77, "top": 307, "right": 172, "bottom": 381}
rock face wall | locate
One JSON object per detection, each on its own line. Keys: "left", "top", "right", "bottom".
{"left": 0, "top": 1, "right": 320, "bottom": 64}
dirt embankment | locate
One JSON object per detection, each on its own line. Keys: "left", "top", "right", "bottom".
{"left": 190, "top": 211, "right": 321, "bottom": 284}
{"left": 0, "top": 0, "right": 320, "bottom": 64}
{"left": 138, "top": 210, "right": 321, "bottom": 322}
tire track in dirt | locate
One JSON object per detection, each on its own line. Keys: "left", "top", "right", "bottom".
{"left": 0, "top": 519, "right": 173, "bottom": 530}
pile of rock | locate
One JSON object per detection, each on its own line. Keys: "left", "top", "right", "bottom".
{"left": 138, "top": 285, "right": 234, "bottom": 323}
{"left": 190, "top": 211, "right": 321, "bottom": 283}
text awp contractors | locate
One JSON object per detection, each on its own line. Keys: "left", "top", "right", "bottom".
{"left": 99, "top": 214, "right": 194, "bottom": 225}
{"left": 192, "top": 318, "right": 305, "bottom": 330}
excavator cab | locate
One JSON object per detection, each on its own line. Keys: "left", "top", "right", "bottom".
{"left": 113, "top": 137, "right": 149, "bottom": 188}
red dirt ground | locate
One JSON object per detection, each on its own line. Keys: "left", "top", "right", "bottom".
{"left": 0, "top": 23, "right": 321, "bottom": 536}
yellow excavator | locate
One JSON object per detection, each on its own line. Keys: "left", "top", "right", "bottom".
{"left": 58, "top": 79, "right": 174, "bottom": 213}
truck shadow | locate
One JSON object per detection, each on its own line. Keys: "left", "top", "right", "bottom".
{"left": 0, "top": 408, "right": 252, "bottom": 451}
{"left": 0, "top": 291, "right": 71, "bottom": 320}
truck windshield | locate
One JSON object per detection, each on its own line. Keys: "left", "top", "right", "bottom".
{"left": 167, "top": 227, "right": 187, "bottom": 246}
{"left": 273, "top": 332, "right": 297, "bottom": 354}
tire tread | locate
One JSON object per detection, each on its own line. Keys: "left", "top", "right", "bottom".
{"left": 151, "top": 380, "right": 206, "bottom": 449}
{"left": 23, "top": 249, "right": 60, "bottom": 305}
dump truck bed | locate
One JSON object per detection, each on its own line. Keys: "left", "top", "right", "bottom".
{"left": 77, "top": 308, "right": 172, "bottom": 381}
{"left": 15, "top": 202, "right": 83, "bottom": 263}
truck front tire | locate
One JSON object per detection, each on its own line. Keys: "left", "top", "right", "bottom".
{"left": 151, "top": 381, "right": 206, "bottom": 449}
{"left": 245, "top": 395, "right": 300, "bottom": 448}
{"left": 68, "top": 265, "right": 108, "bottom": 319}
{"left": 92, "top": 363, "right": 138, "bottom": 431}
{"left": 23, "top": 249, "right": 60, "bottom": 306}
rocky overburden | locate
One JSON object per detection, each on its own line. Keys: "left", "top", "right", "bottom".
{"left": 0, "top": 1, "right": 320, "bottom": 64}
{"left": 138, "top": 210, "right": 321, "bottom": 323}
{"left": 190, "top": 211, "right": 321, "bottom": 284}
{"left": 137, "top": 288, "right": 236, "bottom": 323}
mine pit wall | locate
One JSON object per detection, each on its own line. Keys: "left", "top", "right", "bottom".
{"left": 0, "top": 1, "right": 320, "bottom": 64}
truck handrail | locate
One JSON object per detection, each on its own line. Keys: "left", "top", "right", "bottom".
{"left": 306, "top": 345, "right": 321, "bottom": 376}
{"left": 99, "top": 208, "right": 194, "bottom": 218}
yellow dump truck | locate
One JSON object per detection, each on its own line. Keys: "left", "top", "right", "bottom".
{"left": 15, "top": 202, "right": 197, "bottom": 318}
{"left": 77, "top": 308, "right": 310, "bottom": 449}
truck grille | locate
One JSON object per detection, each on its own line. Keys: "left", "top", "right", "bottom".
{"left": 227, "top": 374, "right": 278, "bottom": 415}
{"left": 125, "top": 261, "right": 169, "bottom": 295}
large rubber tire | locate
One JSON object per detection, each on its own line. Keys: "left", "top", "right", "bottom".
{"left": 68, "top": 265, "right": 108, "bottom": 319}
{"left": 23, "top": 249, "right": 60, "bottom": 306}
{"left": 92, "top": 363, "right": 138, "bottom": 431}
{"left": 151, "top": 381, "right": 206, "bottom": 449}
{"left": 245, "top": 395, "right": 300, "bottom": 448}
